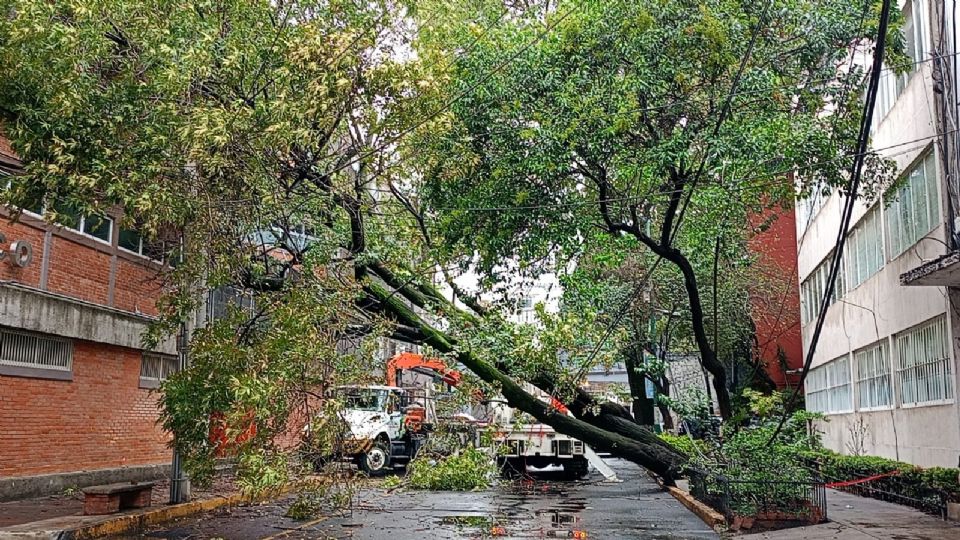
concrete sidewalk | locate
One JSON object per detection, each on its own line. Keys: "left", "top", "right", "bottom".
{"left": 743, "top": 489, "right": 960, "bottom": 539}
{"left": 0, "top": 476, "right": 241, "bottom": 539}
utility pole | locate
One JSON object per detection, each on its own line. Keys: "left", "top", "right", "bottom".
{"left": 169, "top": 318, "right": 192, "bottom": 503}
{"left": 932, "top": 0, "right": 960, "bottom": 249}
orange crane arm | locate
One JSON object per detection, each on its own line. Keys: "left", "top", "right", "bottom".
{"left": 387, "top": 352, "right": 463, "bottom": 387}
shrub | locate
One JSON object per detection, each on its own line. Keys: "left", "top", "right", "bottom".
{"left": 407, "top": 447, "right": 495, "bottom": 491}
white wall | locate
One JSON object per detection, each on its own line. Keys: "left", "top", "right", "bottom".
{"left": 796, "top": 2, "right": 960, "bottom": 467}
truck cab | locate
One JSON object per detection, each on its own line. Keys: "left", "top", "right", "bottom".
{"left": 335, "top": 385, "right": 429, "bottom": 475}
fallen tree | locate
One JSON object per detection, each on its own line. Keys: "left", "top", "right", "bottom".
{"left": 0, "top": 0, "right": 902, "bottom": 486}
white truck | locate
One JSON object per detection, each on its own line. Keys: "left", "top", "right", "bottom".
{"left": 317, "top": 353, "right": 616, "bottom": 480}
{"left": 483, "top": 393, "right": 616, "bottom": 481}
{"left": 330, "top": 385, "right": 432, "bottom": 475}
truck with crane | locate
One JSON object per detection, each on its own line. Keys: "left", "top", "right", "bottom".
{"left": 317, "top": 352, "right": 616, "bottom": 480}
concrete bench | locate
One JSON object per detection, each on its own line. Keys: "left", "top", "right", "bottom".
{"left": 82, "top": 481, "right": 156, "bottom": 515}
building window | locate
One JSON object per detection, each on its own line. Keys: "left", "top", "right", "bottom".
{"left": 901, "top": 0, "right": 927, "bottom": 77}
{"left": 800, "top": 253, "right": 846, "bottom": 325}
{"left": 140, "top": 352, "right": 179, "bottom": 389}
{"left": 51, "top": 203, "right": 114, "bottom": 243}
{"left": 2, "top": 176, "right": 43, "bottom": 215}
{"left": 207, "top": 286, "right": 256, "bottom": 321}
{"left": 855, "top": 341, "right": 892, "bottom": 410}
{"left": 844, "top": 206, "right": 884, "bottom": 290}
{"left": 119, "top": 228, "right": 165, "bottom": 260}
{"left": 885, "top": 151, "right": 939, "bottom": 258}
{"left": 0, "top": 327, "right": 73, "bottom": 380}
{"left": 896, "top": 316, "right": 953, "bottom": 406}
{"left": 797, "top": 186, "right": 828, "bottom": 236}
{"left": 873, "top": 0, "right": 928, "bottom": 124}
{"left": 806, "top": 356, "right": 852, "bottom": 414}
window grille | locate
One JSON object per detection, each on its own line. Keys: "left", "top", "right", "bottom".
{"left": 140, "top": 353, "right": 179, "bottom": 387}
{"left": 897, "top": 316, "right": 953, "bottom": 405}
{"left": 886, "top": 151, "right": 939, "bottom": 258}
{"left": 800, "top": 253, "right": 846, "bottom": 325}
{"left": 844, "top": 206, "right": 884, "bottom": 291}
{"left": 805, "top": 356, "right": 852, "bottom": 414}
{"left": 0, "top": 327, "right": 73, "bottom": 372}
{"left": 856, "top": 342, "right": 892, "bottom": 409}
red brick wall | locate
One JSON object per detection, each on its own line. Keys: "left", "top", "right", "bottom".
{"left": 749, "top": 204, "right": 804, "bottom": 389}
{"left": 45, "top": 234, "right": 113, "bottom": 306}
{"left": 0, "top": 218, "right": 45, "bottom": 288}
{"left": 0, "top": 211, "right": 166, "bottom": 311}
{"left": 1, "top": 209, "right": 172, "bottom": 478}
{"left": 0, "top": 341, "right": 171, "bottom": 477}
{"left": 114, "top": 257, "right": 163, "bottom": 317}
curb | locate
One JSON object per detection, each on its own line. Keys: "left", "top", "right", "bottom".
{"left": 646, "top": 471, "right": 727, "bottom": 531}
{"left": 0, "top": 484, "right": 301, "bottom": 540}
{"left": 664, "top": 485, "right": 727, "bottom": 530}
{"left": 71, "top": 493, "right": 250, "bottom": 540}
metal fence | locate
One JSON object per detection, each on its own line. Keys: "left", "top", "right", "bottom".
{"left": 798, "top": 458, "right": 950, "bottom": 518}
{"left": 688, "top": 469, "right": 827, "bottom": 523}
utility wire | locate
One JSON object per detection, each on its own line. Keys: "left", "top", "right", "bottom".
{"left": 766, "top": 0, "right": 894, "bottom": 446}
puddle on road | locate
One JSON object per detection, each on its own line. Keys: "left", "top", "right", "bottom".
{"left": 426, "top": 478, "right": 594, "bottom": 539}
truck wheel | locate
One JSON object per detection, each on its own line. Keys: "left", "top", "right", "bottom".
{"left": 359, "top": 442, "right": 391, "bottom": 476}
{"left": 562, "top": 459, "right": 589, "bottom": 480}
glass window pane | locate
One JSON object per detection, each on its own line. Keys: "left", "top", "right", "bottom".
{"left": 119, "top": 228, "right": 142, "bottom": 253}
{"left": 886, "top": 199, "right": 899, "bottom": 257}
{"left": 912, "top": 167, "right": 929, "bottom": 237}
{"left": 52, "top": 202, "right": 81, "bottom": 230}
{"left": 143, "top": 239, "right": 166, "bottom": 261}
{"left": 900, "top": 181, "right": 914, "bottom": 247}
{"left": 925, "top": 152, "right": 939, "bottom": 225}
{"left": 82, "top": 215, "right": 112, "bottom": 242}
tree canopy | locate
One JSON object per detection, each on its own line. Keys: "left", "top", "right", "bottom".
{"left": 0, "top": 0, "right": 902, "bottom": 485}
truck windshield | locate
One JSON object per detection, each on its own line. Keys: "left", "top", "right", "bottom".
{"left": 343, "top": 389, "right": 388, "bottom": 412}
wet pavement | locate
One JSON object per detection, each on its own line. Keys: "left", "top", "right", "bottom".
{"left": 120, "top": 460, "right": 717, "bottom": 539}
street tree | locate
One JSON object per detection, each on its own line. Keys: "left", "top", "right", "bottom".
{"left": 409, "top": 0, "right": 902, "bottom": 419}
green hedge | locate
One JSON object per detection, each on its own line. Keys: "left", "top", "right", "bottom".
{"left": 803, "top": 449, "right": 960, "bottom": 508}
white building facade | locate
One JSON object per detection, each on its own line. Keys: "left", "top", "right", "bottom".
{"left": 798, "top": 0, "right": 960, "bottom": 468}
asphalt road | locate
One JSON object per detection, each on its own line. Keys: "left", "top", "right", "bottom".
{"left": 126, "top": 460, "right": 717, "bottom": 539}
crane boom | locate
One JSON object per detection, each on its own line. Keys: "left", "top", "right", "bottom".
{"left": 386, "top": 352, "right": 462, "bottom": 387}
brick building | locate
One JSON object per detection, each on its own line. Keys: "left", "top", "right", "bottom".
{"left": 0, "top": 138, "right": 178, "bottom": 500}
{"left": 749, "top": 204, "right": 804, "bottom": 390}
